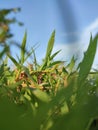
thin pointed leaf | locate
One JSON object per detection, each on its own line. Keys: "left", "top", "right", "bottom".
{"left": 21, "top": 31, "right": 27, "bottom": 64}
{"left": 0, "top": 46, "right": 9, "bottom": 58}
{"left": 40, "top": 30, "right": 55, "bottom": 70}
{"left": 78, "top": 34, "right": 98, "bottom": 85}
{"left": 67, "top": 56, "right": 76, "bottom": 73}
{"left": 7, "top": 54, "right": 20, "bottom": 67}
{"left": 24, "top": 43, "right": 38, "bottom": 62}
{"left": 16, "top": 54, "right": 21, "bottom": 63}
{"left": 49, "top": 61, "right": 64, "bottom": 67}
{"left": 50, "top": 50, "right": 61, "bottom": 60}
{"left": 24, "top": 49, "right": 34, "bottom": 61}
{"left": 0, "top": 49, "right": 6, "bottom": 58}
{"left": 45, "top": 30, "right": 55, "bottom": 60}
{"left": 33, "top": 49, "right": 38, "bottom": 70}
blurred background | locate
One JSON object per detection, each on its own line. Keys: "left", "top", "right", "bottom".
{"left": 0, "top": 0, "right": 98, "bottom": 67}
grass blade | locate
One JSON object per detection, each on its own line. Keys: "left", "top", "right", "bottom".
{"left": 78, "top": 34, "right": 98, "bottom": 85}
{"left": 21, "top": 31, "right": 27, "bottom": 64}
{"left": 49, "top": 61, "right": 64, "bottom": 67}
{"left": 45, "top": 30, "right": 55, "bottom": 60}
{"left": 7, "top": 54, "right": 20, "bottom": 68}
{"left": 40, "top": 30, "right": 55, "bottom": 70}
{"left": 67, "top": 56, "right": 76, "bottom": 73}
{"left": 50, "top": 50, "right": 61, "bottom": 60}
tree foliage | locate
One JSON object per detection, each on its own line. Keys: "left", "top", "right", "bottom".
{"left": 0, "top": 8, "right": 23, "bottom": 44}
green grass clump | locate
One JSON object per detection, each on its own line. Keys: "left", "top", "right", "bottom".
{"left": 0, "top": 31, "right": 98, "bottom": 130}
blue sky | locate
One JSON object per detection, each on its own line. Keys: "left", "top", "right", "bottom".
{"left": 0, "top": 0, "right": 98, "bottom": 67}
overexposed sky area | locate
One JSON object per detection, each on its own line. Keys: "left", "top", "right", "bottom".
{"left": 0, "top": 0, "right": 98, "bottom": 68}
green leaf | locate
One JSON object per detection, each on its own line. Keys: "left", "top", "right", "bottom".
{"left": 50, "top": 50, "right": 61, "bottom": 60}
{"left": 24, "top": 49, "right": 34, "bottom": 62}
{"left": 0, "top": 96, "right": 34, "bottom": 130}
{"left": 40, "top": 30, "right": 55, "bottom": 70}
{"left": 50, "top": 91, "right": 98, "bottom": 130}
{"left": 78, "top": 34, "right": 98, "bottom": 85}
{"left": 67, "top": 56, "right": 76, "bottom": 73}
{"left": 45, "top": 30, "right": 55, "bottom": 60}
{"left": 32, "top": 89, "right": 50, "bottom": 103}
{"left": 49, "top": 61, "right": 64, "bottom": 68}
{"left": 0, "top": 48, "right": 7, "bottom": 58}
{"left": 0, "top": 9, "right": 13, "bottom": 16}
{"left": 7, "top": 80, "right": 23, "bottom": 89}
{"left": 21, "top": 31, "right": 27, "bottom": 64}
{"left": 7, "top": 54, "right": 20, "bottom": 68}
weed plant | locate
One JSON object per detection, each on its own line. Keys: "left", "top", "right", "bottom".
{"left": 0, "top": 31, "right": 98, "bottom": 130}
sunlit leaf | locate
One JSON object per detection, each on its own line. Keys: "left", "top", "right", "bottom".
{"left": 7, "top": 54, "right": 20, "bottom": 68}
{"left": 67, "top": 56, "right": 76, "bottom": 73}
{"left": 50, "top": 50, "right": 61, "bottom": 60}
{"left": 45, "top": 30, "right": 55, "bottom": 60}
{"left": 78, "top": 34, "right": 98, "bottom": 86}
{"left": 40, "top": 30, "right": 55, "bottom": 70}
{"left": 21, "top": 31, "right": 27, "bottom": 64}
{"left": 32, "top": 89, "right": 50, "bottom": 102}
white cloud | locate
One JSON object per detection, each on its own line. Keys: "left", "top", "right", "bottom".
{"left": 53, "top": 18, "right": 98, "bottom": 67}
{"left": 81, "top": 18, "right": 98, "bottom": 46}
{"left": 53, "top": 42, "right": 82, "bottom": 62}
{"left": 84, "top": 18, "right": 98, "bottom": 34}
{"left": 81, "top": 18, "right": 98, "bottom": 67}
